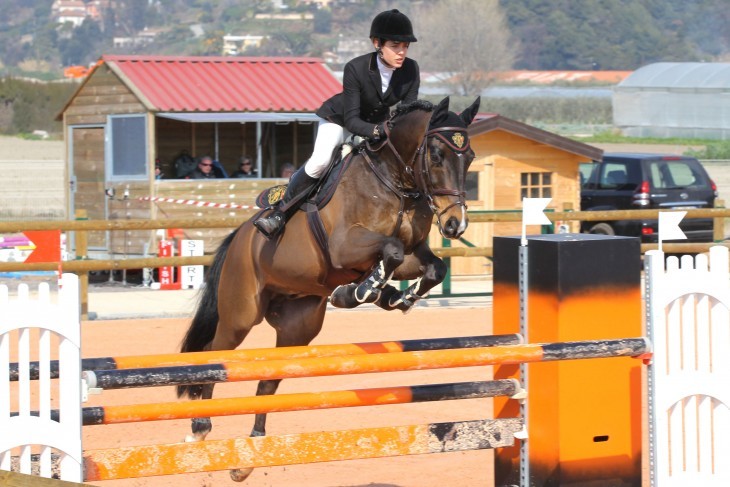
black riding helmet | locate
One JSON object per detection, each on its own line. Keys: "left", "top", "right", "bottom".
{"left": 369, "top": 9, "right": 417, "bottom": 43}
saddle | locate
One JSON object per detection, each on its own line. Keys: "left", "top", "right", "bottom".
{"left": 254, "top": 148, "right": 353, "bottom": 211}
{"left": 254, "top": 145, "right": 363, "bottom": 287}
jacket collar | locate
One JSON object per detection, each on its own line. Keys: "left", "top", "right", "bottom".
{"left": 368, "top": 53, "right": 384, "bottom": 100}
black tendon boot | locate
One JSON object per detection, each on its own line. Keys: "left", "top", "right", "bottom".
{"left": 254, "top": 168, "right": 319, "bottom": 238}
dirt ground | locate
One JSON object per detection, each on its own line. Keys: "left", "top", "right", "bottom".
{"left": 80, "top": 307, "right": 498, "bottom": 487}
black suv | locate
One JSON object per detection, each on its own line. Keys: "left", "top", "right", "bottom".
{"left": 580, "top": 153, "right": 717, "bottom": 242}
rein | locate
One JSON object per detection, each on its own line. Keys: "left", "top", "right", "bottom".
{"left": 360, "top": 120, "right": 470, "bottom": 238}
{"left": 362, "top": 121, "right": 425, "bottom": 237}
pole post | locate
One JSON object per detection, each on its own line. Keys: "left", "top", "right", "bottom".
{"left": 74, "top": 209, "right": 89, "bottom": 320}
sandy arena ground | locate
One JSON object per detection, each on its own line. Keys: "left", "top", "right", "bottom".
{"left": 80, "top": 307, "right": 498, "bottom": 487}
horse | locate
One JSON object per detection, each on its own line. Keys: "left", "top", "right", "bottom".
{"left": 177, "top": 96, "right": 480, "bottom": 482}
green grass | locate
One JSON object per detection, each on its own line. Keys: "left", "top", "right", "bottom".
{"left": 574, "top": 131, "right": 730, "bottom": 159}
{"left": 574, "top": 131, "right": 711, "bottom": 145}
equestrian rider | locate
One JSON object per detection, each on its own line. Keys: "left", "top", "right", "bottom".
{"left": 254, "top": 9, "right": 420, "bottom": 238}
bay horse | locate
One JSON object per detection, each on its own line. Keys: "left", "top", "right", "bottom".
{"left": 178, "top": 96, "right": 480, "bottom": 482}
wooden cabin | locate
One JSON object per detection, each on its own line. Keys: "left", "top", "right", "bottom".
{"left": 57, "top": 55, "right": 341, "bottom": 256}
{"left": 437, "top": 115, "right": 603, "bottom": 276}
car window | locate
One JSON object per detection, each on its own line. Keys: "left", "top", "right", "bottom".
{"left": 579, "top": 163, "right": 595, "bottom": 188}
{"left": 599, "top": 162, "right": 635, "bottom": 190}
{"left": 649, "top": 161, "right": 708, "bottom": 189}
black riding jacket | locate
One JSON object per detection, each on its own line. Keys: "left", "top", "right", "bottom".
{"left": 316, "top": 52, "right": 420, "bottom": 137}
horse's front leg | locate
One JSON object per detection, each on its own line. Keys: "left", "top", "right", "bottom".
{"left": 376, "top": 242, "right": 447, "bottom": 313}
{"left": 330, "top": 234, "right": 405, "bottom": 309}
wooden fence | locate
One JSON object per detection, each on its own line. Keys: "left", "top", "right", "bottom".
{"left": 1, "top": 208, "right": 729, "bottom": 318}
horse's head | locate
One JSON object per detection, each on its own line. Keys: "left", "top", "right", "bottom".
{"left": 417, "top": 96, "right": 480, "bottom": 239}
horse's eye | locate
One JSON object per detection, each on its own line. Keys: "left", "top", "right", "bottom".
{"left": 429, "top": 147, "right": 443, "bottom": 164}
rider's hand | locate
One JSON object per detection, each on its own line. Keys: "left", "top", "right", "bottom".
{"left": 371, "top": 123, "right": 387, "bottom": 141}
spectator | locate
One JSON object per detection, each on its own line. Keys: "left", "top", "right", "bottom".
{"left": 280, "top": 163, "right": 296, "bottom": 179}
{"left": 155, "top": 159, "right": 163, "bottom": 180}
{"left": 189, "top": 156, "right": 217, "bottom": 179}
{"left": 232, "top": 156, "right": 257, "bottom": 178}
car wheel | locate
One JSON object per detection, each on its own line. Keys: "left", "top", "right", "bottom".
{"left": 589, "top": 223, "right": 615, "bottom": 235}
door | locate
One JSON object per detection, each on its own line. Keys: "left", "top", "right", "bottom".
{"left": 69, "top": 126, "right": 107, "bottom": 250}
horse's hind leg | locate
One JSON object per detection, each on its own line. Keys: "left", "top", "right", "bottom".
{"left": 185, "top": 295, "right": 265, "bottom": 443}
{"left": 229, "top": 294, "right": 327, "bottom": 483}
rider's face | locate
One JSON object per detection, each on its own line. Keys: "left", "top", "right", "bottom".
{"left": 375, "top": 40, "right": 409, "bottom": 68}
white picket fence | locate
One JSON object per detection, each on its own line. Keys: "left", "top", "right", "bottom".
{"left": 645, "top": 246, "right": 730, "bottom": 487}
{"left": 0, "top": 274, "right": 83, "bottom": 482}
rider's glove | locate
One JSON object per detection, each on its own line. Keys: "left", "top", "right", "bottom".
{"left": 371, "top": 122, "right": 387, "bottom": 141}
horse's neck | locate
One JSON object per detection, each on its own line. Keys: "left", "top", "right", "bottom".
{"left": 362, "top": 148, "right": 416, "bottom": 194}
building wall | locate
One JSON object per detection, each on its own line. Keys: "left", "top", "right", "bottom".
{"left": 63, "top": 65, "right": 146, "bottom": 125}
{"left": 439, "top": 130, "right": 588, "bottom": 276}
{"left": 614, "top": 89, "right": 730, "bottom": 140}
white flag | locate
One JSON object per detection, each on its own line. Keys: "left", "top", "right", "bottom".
{"left": 658, "top": 211, "right": 687, "bottom": 242}
{"left": 522, "top": 198, "right": 552, "bottom": 226}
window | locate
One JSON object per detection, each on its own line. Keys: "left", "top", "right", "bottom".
{"left": 109, "top": 115, "right": 147, "bottom": 179}
{"left": 521, "top": 172, "right": 552, "bottom": 198}
{"left": 465, "top": 171, "right": 479, "bottom": 201}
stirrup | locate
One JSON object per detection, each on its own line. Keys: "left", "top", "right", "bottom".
{"left": 254, "top": 211, "right": 285, "bottom": 239}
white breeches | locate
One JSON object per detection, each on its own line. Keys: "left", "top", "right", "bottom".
{"left": 303, "top": 119, "right": 351, "bottom": 178}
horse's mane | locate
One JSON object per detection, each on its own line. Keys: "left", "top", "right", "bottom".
{"left": 390, "top": 99, "right": 434, "bottom": 121}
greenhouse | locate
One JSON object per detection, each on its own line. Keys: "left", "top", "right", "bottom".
{"left": 613, "top": 62, "right": 730, "bottom": 139}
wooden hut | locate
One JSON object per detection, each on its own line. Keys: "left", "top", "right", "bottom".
{"left": 57, "top": 55, "right": 341, "bottom": 256}
{"left": 437, "top": 115, "right": 603, "bottom": 276}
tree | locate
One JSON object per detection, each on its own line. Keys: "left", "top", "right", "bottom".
{"left": 414, "top": 0, "right": 517, "bottom": 96}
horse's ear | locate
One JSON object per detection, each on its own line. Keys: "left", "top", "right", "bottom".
{"left": 460, "top": 97, "right": 481, "bottom": 126}
{"left": 433, "top": 96, "right": 450, "bottom": 121}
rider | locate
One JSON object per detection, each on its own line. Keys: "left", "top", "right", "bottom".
{"left": 254, "top": 8, "right": 420, "bottom": 238}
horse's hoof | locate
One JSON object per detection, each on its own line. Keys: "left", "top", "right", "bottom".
{"left": 230, "top": 467, "right": 254, "bottom": 482}
{"left": 330, "top": 284, "right": 360, "bottom": 308}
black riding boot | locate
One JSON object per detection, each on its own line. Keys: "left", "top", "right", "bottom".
{"left": 254, "top": 168, "right": 319, "bottom": 238}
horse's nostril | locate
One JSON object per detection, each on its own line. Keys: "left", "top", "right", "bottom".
{"left": 443, "top": 218, "right": 460, "bottom": 236}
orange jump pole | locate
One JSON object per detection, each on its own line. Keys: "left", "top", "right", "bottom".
{"left": 83, "top": 338, "right": 650, "bottom": 390}
{"left": 83, "top": 418, "right": 525, "bottom": 481}
{"left": 9, "top": 334, "right": 522, "bottom": 380}
{"left": 79, "top": 379, "right": 520, "bottom": 425}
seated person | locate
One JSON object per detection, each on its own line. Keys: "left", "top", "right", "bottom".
{"left": 232, "top": 156, "right": 257, "bottom": 178}
{"left": 188, "top": 156, "right": 218, "bottom": 179}
{"left": 280, "top": 162, "right": 296, "bottom": 179}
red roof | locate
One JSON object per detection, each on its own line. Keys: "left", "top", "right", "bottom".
{"left": 101, "top": 55, "right": 342, "bottom": 112}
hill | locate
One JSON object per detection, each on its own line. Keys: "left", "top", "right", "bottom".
{"left": 0, "top": 0, "right": 728, "bottom": 78}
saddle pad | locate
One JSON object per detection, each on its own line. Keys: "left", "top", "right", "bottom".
{"left": 255, "top": 184, "right": 288, "bottom": 209}
{"left": 254, "top": 147, "right": 355, "bottom": 211}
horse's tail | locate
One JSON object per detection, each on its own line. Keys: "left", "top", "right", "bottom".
{"left": 176, "top": 229, "right": 237, "bottom": 399}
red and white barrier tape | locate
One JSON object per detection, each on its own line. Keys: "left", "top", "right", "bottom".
{"left": 140, "top": 196, "right": 260, "bottom": 210}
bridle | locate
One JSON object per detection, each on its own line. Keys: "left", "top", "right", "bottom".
{"left": 416, "top": 126, "right": 470, "bottom": 232}
{"left": 360, "top": 119, "right": 471, "bottom": 237}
